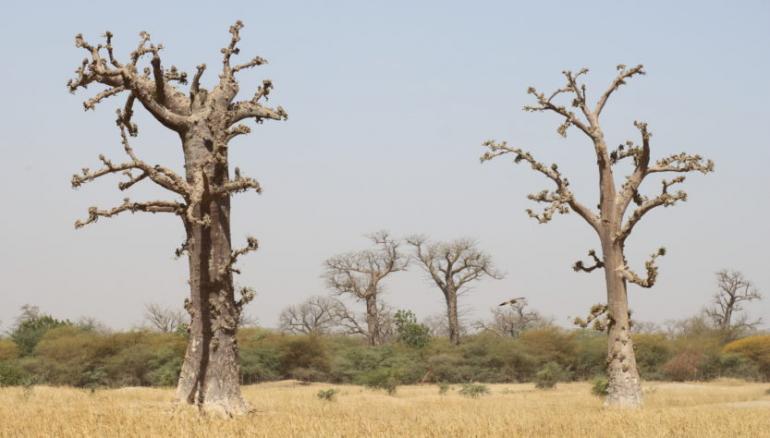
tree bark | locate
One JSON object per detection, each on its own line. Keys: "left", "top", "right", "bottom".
{"left": 175, "top": 130, "right": 247, "bottom": 415}
{"left": 601, "top": 239, "right": 643, "bottom": 408}
{"left": 445, "top": 289, "right": 461, "bottom": 345}
{"left": 365, "top": 295, "right": 380, "bottom": 346}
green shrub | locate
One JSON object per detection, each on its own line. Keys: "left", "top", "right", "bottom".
{"left": 0, "top": 340, "right": 19, "bottom": 361}
{"left": 0, "top": 362, "right": 30, "bottom": 386}
{"left": 591, "top": 376, "right": 609, "bottom": 396}
{"left": 458, "top": 383, "right": 489, "bottom": 398}
{"left": 534, "top": 362, "right": 565, "bottom": 389}
{"left": 394, "top": 310, "right": 431, "bottom": 349}
{"left": 359, "top": 368, "right": 399, "bottom": 395}
{"left": 10, "top": 306, "right": 71, "bottom": 356}
{"left": 316, "top": 388, "right": 338, "bottom": 401}
{"left": 437, "top": 382, "right": 450, "bottom": 395}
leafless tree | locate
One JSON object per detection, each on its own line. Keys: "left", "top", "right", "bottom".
{"left": 144, "top": 303, "right": 187, "bottom": 333}
{"left": 323, "top": 231, "right": 407, "bottom": 345}
{"left": 407, "top": 237, "right": 502, "bottom": 345}
{"left": 68, "top": 22, "right": 286, "bottom": 415}
{"left": 481, "top": 65, "right": 714, "bottom": 407}
{"left": 278, "top": 296, "right": 343, "bottom": 335}
{"left": 705, "top": 270, "right": 762, "bottom": 334}
{"left": 475, "top": 299, "right": 549, "bottom": 337}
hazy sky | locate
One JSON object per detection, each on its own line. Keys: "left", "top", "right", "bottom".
{"left": 1, "top": 1, "right": 768, "bottom": 332}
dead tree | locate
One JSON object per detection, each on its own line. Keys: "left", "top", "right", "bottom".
{"left": 407, "top": 236, "right": 502, "bottom": 345}
{"left": 144, "top": 303, "right": 187, "bottom": 333}
{"left": 323, "top": 232, "right": 407, "bottom": 345}
{"left": 705, "top": 270, "right": 762, "bottom": 333}
{"left": 68, "top": 22, "right": 286, "bottom": 415}
{"left": 278, "top": 296, "right": 343, "bottom": 335}
{"left": 481, "top": 65, "right": 713, "bottom": 407}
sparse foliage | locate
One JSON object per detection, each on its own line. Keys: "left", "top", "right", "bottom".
{"left": 279, "top": 296, "right": 345, "bottom": 335}
{"left": 458, "top": 383, "right": 489, "bottom": 398}
{"left": 144, "top": 304, "right": 186, "bottom": 334}
{"left": 475, "top": 299, "right": 548, "bottom": 338}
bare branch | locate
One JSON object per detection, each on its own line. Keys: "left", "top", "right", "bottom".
{"left": 649, "top": 152, "right": 715, "bottom": 174}
{"left": 481, "top": 140, "right": 600, "bottom": 230}
{"left": 595, "top": 64, "right": 646, "bottom": 116}
{"left": 75, "top": 198, "right": 184, "bottom": 228}
{"left": 617, "top": 247, "right": 666, "bottom": 288}
{"left": 572, "top": 249, "right": 604, "bottom": 273}
{"left": 618, "top": 176, "right": 687, "bottom": 242}
{"left": 222, "top": 236, "right": 259, "bottom": 276}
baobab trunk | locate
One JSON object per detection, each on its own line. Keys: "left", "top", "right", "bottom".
{"left": 445, "top": 290, "right": 461, "bottom": 345}
{"left": 175, "top": 132, "right": 247, "bottom": 414}
{"left": 365, "top": 295, "right": 380, "bottom": 346}
{"left": 601, "top": 241, "right": 643, "bottom": 407}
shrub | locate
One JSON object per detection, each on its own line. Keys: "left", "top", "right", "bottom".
{"left": 534, "top": 362, "right": 565, "bottom": 389}
{"left": 394, "top": 310, "right": 431, "bottom": 349}
{"left": 458, "top": 383, "right": 489, "bottom": 398}
{"left": 437, "top": 382, "right": 450, "bottom": 395}
{"left": 316, "top": 388, "right": 338, "bottom": 401}
{"left": 591, "top": 376, "right": 609, "bottom": 396}
{"left": 10, "top": 307, "right": 71, "bottom": 356}
{"left": 662, "top": 351, "right": 704, "bottom": 381}
{"left": 0, "top": 362, "right": 30, "bottom": 386}
{"left": 0, "top": 339, "right": 19, "bottom": 361}
{"left": 359, "top": 368, "right": 399, "bottom": 395}
{"left": 723, "top": 335, "right": 770, "bottom": 380}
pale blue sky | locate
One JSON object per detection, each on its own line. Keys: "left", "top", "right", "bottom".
{"left": 0, "top": 0, "right": 768, "bottom": 330}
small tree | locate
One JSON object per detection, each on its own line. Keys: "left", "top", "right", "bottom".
{"left": 393, "top": 310, "right": 431, "bottom": 348}
{"left": 475, "top": 299, "right": 549, "bottom": 338}
{"left": 10, "top": 306, "right": 71, "bottom": 356}
{"left": 407, "top": 237, "right": 502, "bottom": 345}
{"left": 323, "top": 232, "right": 407, "bottom": 345}
{"left": 144, "top": 303, "right": 187, "bottom": 333}
{"left": 278, "top": 296, "right": 344, "bottom": 335}
{"left": 705, "top": 270, "right": 762, "bottom": 335}
{"left": 481, "top": 65, "right": 713, "bottom": 407}
{"left": 68, "top": 22, "right": 286, "bottom": 414}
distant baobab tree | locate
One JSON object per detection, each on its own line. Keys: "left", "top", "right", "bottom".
{"left": 705, "top": 270, "right": 762, "bottom": 335}
{"left": 68, "top": 22, "right": 286, "bottom": 415}
{"left": 144, "top": 303, "right": 186, "bottom": 334}
{"left": 481, "top": 65, "right": 713, "bottom": 407}
{"left": 407, "top": 237, "right": 502, "bottom": 345}
{"left": 278, "top": 296, "right": 344, "bottom": 335}
{"left": 323, "top": 232, "right": 407, "bottom": 345}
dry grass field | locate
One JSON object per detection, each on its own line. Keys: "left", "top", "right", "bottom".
{"left": 1, "top": 380, "right": 769, "bottom": 437}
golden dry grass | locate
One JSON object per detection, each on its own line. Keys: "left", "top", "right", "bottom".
{"left": 1, "top": 380, "right": 769, "bottom": 437}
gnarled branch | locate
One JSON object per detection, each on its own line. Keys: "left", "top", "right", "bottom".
{"left": 617, "top": 247, "right": 666, "bottom": 288}
{"left": 573, "top": 249, "right": 604, "bottom": 273}
{"left": 75, "top": 198, "right": 184, "bottom": 228}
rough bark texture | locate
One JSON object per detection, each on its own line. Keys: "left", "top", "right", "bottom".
{"left": 408, "top": 237, "right": 501, "bottom": 346}
{"left": 481, "top": 65, "right": 713, "bottom": 407}
{"left": 323, "top": 232, "right": 407, "bottom": 346}
{"left": 68, "top": 22, "right": 286, "bottom": 415}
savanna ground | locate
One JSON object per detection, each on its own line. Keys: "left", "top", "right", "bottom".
{"left": 0, "top": 380, "right": 768, "bottom": 437}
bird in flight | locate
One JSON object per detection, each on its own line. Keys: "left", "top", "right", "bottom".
{"left": 499, "top": 297, "right": 526, "bottom": 306}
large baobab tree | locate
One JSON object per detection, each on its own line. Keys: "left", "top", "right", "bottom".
{"left": 68, "top": 22, "right": 286, "bottom": 415}
{"left": 407, "top": 237, "right": 502, "bottom": 345}
{"left": 323, "top": 232, "right": 407, "bottom": 345}
{"left": 481, "top": 65, "right": 714, "bottom": 407}
{"left": 705, "top": 270, "right": 762, "bottom": 334}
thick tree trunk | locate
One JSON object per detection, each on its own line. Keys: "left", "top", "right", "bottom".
{"left": 601, "top": 240, "right": 643, "bottom": 408}
{"left": 365, "top": 295, "right": 380, "bottom": 346}
{"left": 445, "top": 289, "right": 461, "bottom": 345}
{"left": 175, "top": 131, "right": 247, "bottom": 415}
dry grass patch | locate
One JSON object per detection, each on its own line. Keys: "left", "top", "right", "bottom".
{"left": 1, "top": 381, "right": 769, "bottom": 437}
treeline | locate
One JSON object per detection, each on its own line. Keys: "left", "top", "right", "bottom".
{"left": 0, "top": 306, "right": 768, "bottom": 389}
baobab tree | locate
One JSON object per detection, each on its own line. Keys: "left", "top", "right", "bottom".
{"left": 475, "top": 299, "right": 548, "bottom": 338}
{"left": 705, "top": 270, "right": 762, "bottom": 335}
{"left": 407, "top": 237, "right": 502, "bottom": 345}
{"left": 68, "top": 22, "right": 286, "bottom": 415}
{"left": 144, "top": 303, "right": 187, "bottom": 333}
{"left": 481, "top": 65, "right": 714, "bottom": 407}
{"left": 323, "top": 232, "right": 407, "bottom": 345}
